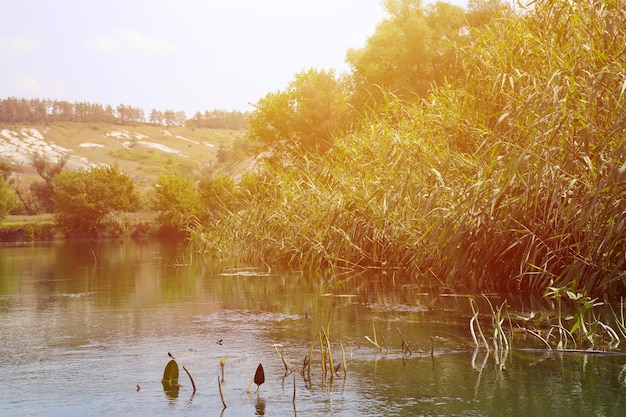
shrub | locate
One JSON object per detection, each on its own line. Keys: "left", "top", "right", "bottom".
{"left": 153, "top": 173, "right": 201, "bottom": 230}
{"left": 0, "top": 177, "right": 19, "bottom": 221}
{"left": 53, "top": 165, "right": 138, "bottom": 237}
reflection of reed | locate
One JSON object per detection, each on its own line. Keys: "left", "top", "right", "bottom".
{"left": 472, "top": 347, "right": 489, "bottom": 400}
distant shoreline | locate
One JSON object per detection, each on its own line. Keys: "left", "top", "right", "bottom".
{"left": 1, "top": 212, "right": 160, "bottom": 243}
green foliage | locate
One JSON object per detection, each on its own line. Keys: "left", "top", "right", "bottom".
{"left": 31, "top": 153, "right": 68, "bottom": 213}
{"left": 190, "top": 0, "right": 626, "bottom": 298}
{"left": 466, "top": 0, "right": 511, "bottom": 27}
{"left": 248, "top": 90, "right": 293, "bottom": 145}
{"left": 346, "top": 0, "right": 467, "bottom": 111}
{"left": 153, "top": 173, "right": 201, "bottom": 229}
{"left": 110, "top": 149, "right": 199, "bottom": 174}
{"left": 445, "top": 0, "right": 626, "bottom": 295}
{"left": 0, "top": 177, "right": 19, "bottom": 221}
{"left": 0, "top": 221, "right": 56, "bottom": 241}
{"left": 52, "top": 166, "right": 137, "bottom": 237}
{"left": 198, "top": 173, "right": 238, "bottom": 218}
{"left": 247, "top": 1, "right": 500, "bottom": 153}
{"left": 248, "top": 68, "right": 348, "bottom": 152}
{"left": 98, "top": 211, "right": 130, "bottom": 237}
{"left": 237, "top": 170, "right": 272, "bottom": 202}
{"left": 545, "top": 286, "right": 621, "bottom": 349}
{"left": 162, "top": 359, "right": 179, "bottom": 386}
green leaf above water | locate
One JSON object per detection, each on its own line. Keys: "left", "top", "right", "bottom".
{"left": 162, "top": 359, "right": 179, "bottom": 386}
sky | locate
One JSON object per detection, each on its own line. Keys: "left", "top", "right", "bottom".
{"left": 1, "top": 0, "right": 467, "bottom": 117}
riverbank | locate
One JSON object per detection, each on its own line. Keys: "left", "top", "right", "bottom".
{"left": 0, "top": 212, "right": 160, "bottom": 242}
{"left": 0, "top": 214, "right": 57, "bottom": 242}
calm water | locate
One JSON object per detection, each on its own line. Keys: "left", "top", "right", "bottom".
{"left": 1, "top": 240, "right": 625, "bottom": 416}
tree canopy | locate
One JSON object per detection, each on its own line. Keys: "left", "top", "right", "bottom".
{"left": 153, "top": 173, "right": 202, "bottom": 229}
{"left": 346, "top": 0, "right": 467, "bottom": 110}
{"left": 247, "top": 1, "right": 507, "bottom": 152}
{"left": 52, "top": 166, "right": 137, "bottom": 236}
{"left": 0, "top": 177, "right": 19, "bottom": 221}
{"left": 247, "top": 68, "right": 348, "bottom": 152}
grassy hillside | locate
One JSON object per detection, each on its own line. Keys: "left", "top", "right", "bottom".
{"left": 0, "top": 122, "right": 246, "bottom": 186}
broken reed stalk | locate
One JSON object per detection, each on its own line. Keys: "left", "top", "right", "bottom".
{"left": 344, "top": 336, "right": 360, "bottom": 352}
{"left": 274, "top": 344, "right": 293, "bottom": 374}
{"left": 318, "top": 332, "right": 327, "bottom": 379}
{"left": 218, "top": 376, "right": 227, "bottom": 408}
{"left": 365, "top": 319, "right": 383, "bottom": 352}
{"left": 182, "top": 366, "right": 196, "bottom": 394}
{"left": 301, "top": 355, "right": 309, "bottom": 378}
{"left": 397, "top": 328, "right": 413, "bottom": 355}
{"left": 377, "top": 329, "right": 389, "bottom": 353}
{"left": 307, "top": 341, "right": 314, "bottom": 381}
{"left": 526, "top": 328, "right": 552, "bottom": 349}
{"left": 372, "top": 319, "right": 378, "bottom": 346}
{"left": 365, "top": 335, "right": 383, "bottom": 351}
{"left": 292, "top": 370, "right": 297, "bottom": 406}
{"left": 321, "top": 327, "right": 336, "bottom": 379}
{"left": 340, "top": 337, "right": 347, "bottom": 377}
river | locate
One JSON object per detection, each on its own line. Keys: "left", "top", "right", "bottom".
{"left": 1, "top": 239, "right": 625, "bottom": 416}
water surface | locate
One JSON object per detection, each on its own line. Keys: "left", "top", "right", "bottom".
{"left": 1, "top": 240, "right": 625, "bottom": 416}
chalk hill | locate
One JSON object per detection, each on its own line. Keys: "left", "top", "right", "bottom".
{"left": 0, "top": 122, "right": 245, "bottom": 184}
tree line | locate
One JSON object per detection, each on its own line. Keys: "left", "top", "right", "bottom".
{"left": 0, "top": 97, "right": 248, "bottom": 128}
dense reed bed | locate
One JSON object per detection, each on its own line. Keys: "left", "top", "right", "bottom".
{"left": 191, "top": 0, "right": 626, "bottom": 298}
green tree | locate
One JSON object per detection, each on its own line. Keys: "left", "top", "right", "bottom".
{"left": 289, "top": 68, "right": 349, "bottom": 151}
{"left": 346, "top": 0, "right": 466, "bottom": 111}
{"left": 0, "top": 177, "right": 19, "bottom": 221}
{"left": 31, "top": 153, "right": 68, "bottom": 213}
{"left": 52, "top": 166, "right": 137, "bottom": 236}
{"left": 248, "top": 90, "right": 294, "bottom": 146}
{"left": 466, "top": 0, "right": 511, "bottom": 27}
{"left": 248, "top": 68, "right": 348, "bottom": 152}
{"left": 153, "top": 173, "right": 201, "bottom": 229}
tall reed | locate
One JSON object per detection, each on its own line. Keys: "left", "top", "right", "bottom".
{"left": 190, "top": 0, "right": 626, "bottom": 298}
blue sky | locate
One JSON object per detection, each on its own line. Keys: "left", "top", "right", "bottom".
{"left": 1, "top": 0, "right": 467, "bottom": 116}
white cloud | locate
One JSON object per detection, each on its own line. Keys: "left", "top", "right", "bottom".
{"left": 0, "top": 37, "right": 38, "bottom": 54}
{"left": 13, "top": 75, "right": 67, "bottom": 96}
{"left": 11, "top": 37, "right": 38, "bottom": 54}
{"left": 85, "top": 29, "right": 176, "bottom": 56}
{"left": 86, "top": 34, "right": 115, "bottom": 53}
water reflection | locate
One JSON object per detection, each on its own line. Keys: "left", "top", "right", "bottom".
{"left": 163, "top": 383, "right": 180, "bottom": 400}
{"left": 0, "top": 240, "right": 625, "bottom": 416}
{"left": 255, "top": 396, "right": 266, "bottom": 415}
